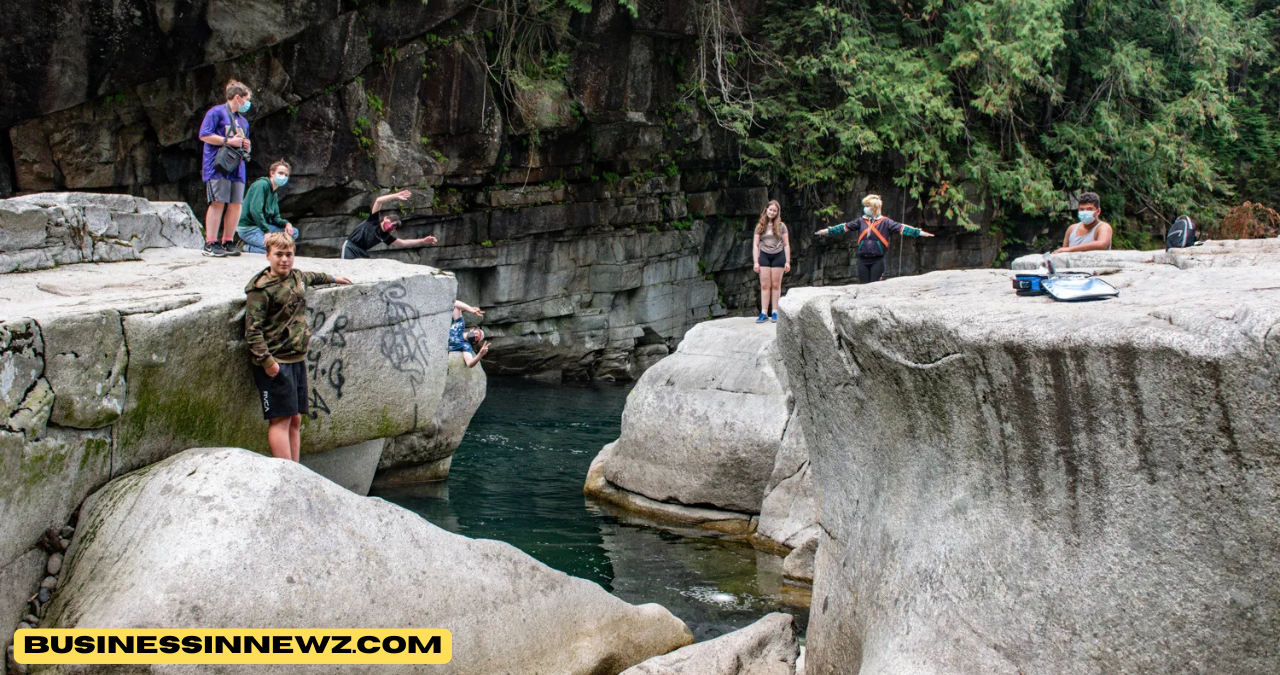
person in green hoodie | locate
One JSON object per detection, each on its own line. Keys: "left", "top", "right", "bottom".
{"left": 237, "top": 159, "right": 297, "bottom": 254}
{"left": 244, "top": 231, "right": 352, "bottom": 461}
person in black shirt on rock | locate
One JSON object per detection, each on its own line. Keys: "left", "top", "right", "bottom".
{"left": 340, "top": 190, "right": 437, "bottom": 259}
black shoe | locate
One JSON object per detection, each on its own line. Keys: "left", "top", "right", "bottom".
{"left": 221, "top": 240, "right": 241, "bottom": 256}
{"left": 202, "top": 241, "right": 227, "bottom": 257}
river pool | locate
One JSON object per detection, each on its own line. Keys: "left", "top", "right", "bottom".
{"left": 371, "top": 377, "right": 808, "bottom": 642}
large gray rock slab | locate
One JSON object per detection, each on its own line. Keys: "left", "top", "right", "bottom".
{"left": 601, "top": 318, "right": 791, "bottom": 513}
{"left": 0, "top": 249, "right": 457, "bottom": 650}
{"left": 620, "top": 613, "right": 799, "bottom": 675}
{"left": 586, "top": 443, "right": 756, "bottom": 536}
{"left": 778, "top": 257, "right": 1280, "bottom": 674}
{"left": 0, "top": 247, "right": 455, "bottom": 473}
{"left": 0, "top": 193, "right": 201, "bottom": 273}
{"left": 45, "top": 448, "right": 694, "bottom": 674}
{"left": 375, "top": 352, "right": 487, "bottom": 486}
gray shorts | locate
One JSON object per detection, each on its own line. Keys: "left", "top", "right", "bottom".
{"left": 205, "top": 178, "right": 245, "bottom": 204}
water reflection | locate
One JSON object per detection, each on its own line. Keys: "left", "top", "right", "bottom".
{"left": 372, "top": 377, "right": 807, "bottom": 641}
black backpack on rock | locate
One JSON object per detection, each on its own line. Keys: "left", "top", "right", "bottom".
{"left": 1165, "top": 215, "right": 1197, "bottom": 249}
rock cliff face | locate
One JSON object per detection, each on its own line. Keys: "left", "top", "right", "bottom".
{"left": 779, "top": 242, "right": 1280, "bottom": 674}
{"left": 45, "top": 447, "right": 694, "bottom": 675}
{"left": 1, "top": 0, "right": 1000, "bottom": 380}
{"left": 0, "top": 194, "right": 457, "bottom": 660}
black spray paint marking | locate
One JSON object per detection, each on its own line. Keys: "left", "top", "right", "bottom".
{"left": 305, "top": 308, "right": 350, "bottom": 419}
{"left": 378, "top": 283, "right": 433, "bottom": 396}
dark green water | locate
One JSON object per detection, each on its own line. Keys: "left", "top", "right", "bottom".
{"left": 371, "top": 377, "right": 808, "bottom": 641}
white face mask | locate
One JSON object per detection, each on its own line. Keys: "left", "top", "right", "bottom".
{"left": 863, "top": 206, "right": 875, "bottom": 217}
{"left": 1078, "top": 210, "right": 1096, "bottom": 224}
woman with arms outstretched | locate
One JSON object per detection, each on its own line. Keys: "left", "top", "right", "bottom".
{"left": 815, "top": 194, "right": 935, "bottom": 283}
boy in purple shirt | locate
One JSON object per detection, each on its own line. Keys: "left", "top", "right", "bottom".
{"left": 197, "top": 80, "right": 253, "bottom": 257}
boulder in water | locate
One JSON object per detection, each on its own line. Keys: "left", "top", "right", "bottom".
{"left": 598, "top": 318, "right": 790, "bottom": 514}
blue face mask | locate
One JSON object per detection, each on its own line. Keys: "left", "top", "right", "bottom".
{"left": 863, "top": 206, "right": 875, "bottom": 217}
{"left": 240, "top": 100, "right": 252, "bottom": 113}
{"left": 273, "top": 175, "right": 288, "bottom": 187}
{"left": 1078, "top": 210, "right": 1096, "bottom": 224}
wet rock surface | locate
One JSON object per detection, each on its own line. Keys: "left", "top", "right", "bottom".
{"left": 46, "top": 447, "right": 694, "bottom": 674}
{"left": 780, "top": 241, "right": 1280, "bottom": 674}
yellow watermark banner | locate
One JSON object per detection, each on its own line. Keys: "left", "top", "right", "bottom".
{"left": 14, "top": 629, "right": 451, "bottom": 665}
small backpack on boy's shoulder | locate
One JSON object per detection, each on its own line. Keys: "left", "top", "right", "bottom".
{"left": 1165, "top": 215, "right": 1197, "bottom": 250}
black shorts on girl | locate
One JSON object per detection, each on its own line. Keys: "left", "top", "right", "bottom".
{"left": 758, "top": 250, "right": 786, "bottom": 268}
{"left": 251, "top": 361, "right": 309, "bottom": 419}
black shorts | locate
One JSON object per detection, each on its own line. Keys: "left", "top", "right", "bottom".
{"left": 758, "top": 250, "right": 786, "bottom": 268}
{"left": 251, "top": 361, "right": 309, "bottom": 420}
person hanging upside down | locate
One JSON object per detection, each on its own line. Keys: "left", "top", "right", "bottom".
{"left": 449, "top": 300, "right": 490, "bottom": 368}
{"left": 814, "top": 194, "right": 935, "bottom": 283}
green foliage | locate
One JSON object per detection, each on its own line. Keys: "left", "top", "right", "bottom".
{"left": 352, "top": 117, "right": 374, "bottom": 153}
{"left": 366, "top": 92, "right": 385, "bottom": 116}
{"left": 480, "top": 240, "right": 495, "bottom": 247}
{"left": 672, "top": 218, "right": 695, "bottom": 230}
{"left": 707, "top": 0, "right": 1277, "bottom": 244}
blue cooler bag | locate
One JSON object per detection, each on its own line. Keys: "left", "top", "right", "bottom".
{"left": 1013, "top": 273, "right": 1049, "bottom": 296}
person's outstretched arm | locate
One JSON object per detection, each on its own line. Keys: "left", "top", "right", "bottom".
{"left": 816, "top": 221, "right": 854, "bottom": 236}
{"left": 463, "top": 342, "right": 490, "bottom": 368}
{"left": 372, "top": 189, "right": 412, "bottom": 214}
{"left": 300, "top": 271, "right": 352, "bottom": 286}
{"left": 893, "top": 221, "right": 935, "bottom": 238}
{"left": 454, "top": 300, "right": 484, "bottom": 315}
{"left": 390, "top": 235, "right": 437, "bottom": 247}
